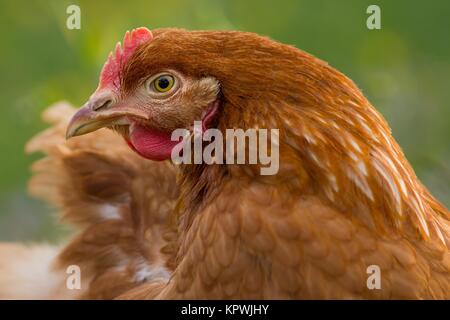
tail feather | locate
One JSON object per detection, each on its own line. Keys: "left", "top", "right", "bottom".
{"left": 20, "top": 101, "right": 178, "bottom": 299}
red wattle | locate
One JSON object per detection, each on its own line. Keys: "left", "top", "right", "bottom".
{"left": 128, "top": 124, "right": 179, "bottom": 161}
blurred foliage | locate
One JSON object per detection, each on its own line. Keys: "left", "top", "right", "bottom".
{"left": 0, "top": 0, "right": 448, "bottom": 241}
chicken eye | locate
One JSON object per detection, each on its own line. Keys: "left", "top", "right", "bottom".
{"left": 153, "top": 75, "right": 175, "bottom": 93}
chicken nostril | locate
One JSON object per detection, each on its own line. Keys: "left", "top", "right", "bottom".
{"left": 93, "top": 99, "right": 113, "bottom": 112}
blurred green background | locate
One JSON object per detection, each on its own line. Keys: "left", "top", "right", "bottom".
{"left": 0, "top": 0, "right": 448, "bottom": 242}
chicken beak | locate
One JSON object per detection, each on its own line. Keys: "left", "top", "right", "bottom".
{"left": 66, "top": 90, "right": 147, "bottom": 139}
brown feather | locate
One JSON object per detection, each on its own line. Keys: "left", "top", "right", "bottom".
{"left": 26, "top": 102, "right": 178, "bottom": 299}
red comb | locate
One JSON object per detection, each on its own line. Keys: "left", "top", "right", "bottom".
{"left": 98, "top": 27, "right": 153, "bottom": 90}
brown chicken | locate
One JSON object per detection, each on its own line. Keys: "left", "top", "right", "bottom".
{"left": 1, "top": 27, "right": 450, "bottom": 299}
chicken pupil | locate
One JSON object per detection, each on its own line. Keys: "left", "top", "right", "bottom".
{"left": 158, "top": 77, "right": 170, "bottom": 89}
